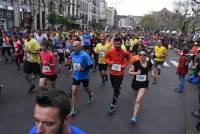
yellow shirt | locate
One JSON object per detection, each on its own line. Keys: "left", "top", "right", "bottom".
{"left": 154, "top": 45, "right": 167, "bottom": 61}
{"left": 95, "top": 43, "right": 110, "bottom": 64}
{"left": 121, "top": 44, "right": 127, "bottom": 51}
{"left": 25, "top": 38, "right": 40, "bottom": 63}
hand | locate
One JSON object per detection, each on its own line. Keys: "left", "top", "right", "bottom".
{"left": 77, "top": 65, "right": 84, "bottom": 71}
{"left": 137, "top": 69, "right": 141, "bottom": 75}
{"left": 110, "top": 61, "right": 114, "bottom": 65}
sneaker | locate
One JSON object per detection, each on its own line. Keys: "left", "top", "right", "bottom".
{"left": 70, "top": 107, "right": 77, "bottom": 116}
{"left": 108, "top": 104, "right": 115, "bottom": 115}
{"left": 152, "top": 78, "right": 156, "bottom": 85}
{"left": 174, "top": 88, "right": 183, "bottom": 93}
{"left": 192, "top": 111, "right": 200, "bottom": 119}
{"left": 28, "top": 85, "right": 36, "bottom": 94}
{"left": 88, "top": 93, "right": 94, "bottom": 104}
{"left": 131, "top": 116, "right": 137, "bottom": 123}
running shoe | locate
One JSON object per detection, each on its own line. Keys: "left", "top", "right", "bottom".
{"left": 28, "top": 85, "right": 36, "bottom": 94}
{"left": 108, "top": 104, "right": 115, "bottom": 115}
{"left": 192, "top": 111, "right": 200, "bottom": 119}
{"left": 88, "top": 93, "right": 94, "bottom": 104}
{"left": 70, "top": 107, "right": 77, "bottom": 116}
{"left": 131, "top": 116, "right": 137, "bottom": 123}
{"left": 174, "top": 88, "right": 183, "bottom": 93}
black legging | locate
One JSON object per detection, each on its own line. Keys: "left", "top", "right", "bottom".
{"left": 110, "top": 75, "right": 124, "bottom": 105}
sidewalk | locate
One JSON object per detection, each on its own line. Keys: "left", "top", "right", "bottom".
{"left": 185, "top": 80, "right": 200, "bottom": 134}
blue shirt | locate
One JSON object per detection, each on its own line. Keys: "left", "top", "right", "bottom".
{"left": 83, "top": 34, "right": 92, "bottom": 46}
{"left": 28, "top": 125, "right": 86, "bottom": 134}
{"left": 70, "top": 50, "right": 92, "bottom": 80}
{"left": 52, "top": 36, "right": 58, "bottom": 46}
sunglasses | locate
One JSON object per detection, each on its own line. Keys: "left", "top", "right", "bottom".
{"left": 72, "top": 45, "right": 78, "bottom": 48}
{"left": 139, "top": 54, "right": 147, "bottom": 56}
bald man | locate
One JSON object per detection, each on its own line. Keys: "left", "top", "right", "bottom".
{"left": 69, "top": 41, "right": 94, "bottom": 116}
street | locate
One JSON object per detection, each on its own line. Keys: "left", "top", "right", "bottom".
{"left": 0, "top": 50, "right": 199, "bottom": 134}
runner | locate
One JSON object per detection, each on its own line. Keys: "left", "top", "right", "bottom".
{"left": 39, "top": 40, "right": 57, "bottom": 90}
{"left": 23, "top": 30, "right": 41, "bottom": 94}
{"left": 103, "top": 36, "right": 130, "bottom": 114}
{"left": 94, "top": 36, "right": 110, "bottom": 86}
{"left": 2, "top": 32, "right": 12, "bottom": 63}
{"left": 128, "top": 49, "right": 155, "bottom": 123}
{"left": 13, "top": 36, "right": 24, "bottom": 70}
{"left": 69, "top": 40, "right": 93, "bottom": 116}
{"left": 153, "top": 40, "right": 167, "bottom": 84}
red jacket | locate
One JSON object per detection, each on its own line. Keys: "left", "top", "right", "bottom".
{"left": 177, "top": 55, "right": 188, "bottom": 75}
{"left": 103, "top": 48, "right": 130, "bottom": 76}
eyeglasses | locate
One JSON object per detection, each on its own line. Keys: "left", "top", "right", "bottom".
{"left": 139, "top": 54, "right": 147, "bottom": 56}
{"left": 72, "top": 45, "right": 78, "bottom": 48}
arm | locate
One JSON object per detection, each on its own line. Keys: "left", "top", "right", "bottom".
{"left": 103, "top": 51, "right": 113, "bottom": 65}
{"left": 122, "top": 52, "right": 130, "bottom": 68}
{"left": 128, "top": 64, "right": 141, "bottom": 75}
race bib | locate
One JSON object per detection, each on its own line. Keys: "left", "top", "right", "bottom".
{"left": 27, "top": 53, "right": 33, "bottom": 62}
{"left": 42, "top": 66, "right": 50, "bottom": 73}
{"left": 85, "top": 39, "right": 90, "bottom": 42}
{"left": 99, "top": 51, "right": 105, "bottom": 57}
{"left": 157, "top": 65, "right": 161, "bottom": 69}
{"left": 136, "top": 75, "right": 147, "bottom": 82}
{"left": 57, "top": 49, "right": 64, "bottom": 53}
{"left": 66, "top": 49, "right": 70, "bottom": 54}
{"left": 73, "top": 63, "right": 81, "bottom": 71}
{"left": 111, "top": 64, "right": 121, "bottom": 71}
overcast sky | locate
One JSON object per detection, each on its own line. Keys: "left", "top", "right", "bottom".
{"left": 106, "top": 0, "right": 176, "bottom": 16}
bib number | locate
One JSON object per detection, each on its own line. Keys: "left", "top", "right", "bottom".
{"left": 42, "top": 66, "right": 50, "bottom": 73}
{"left": 111, "top": 64, "right": 121, "bottom": 71}
{"left": 57, "top": 49, "right": 64, "bottom": 53}
{"left": 66, "top": 49, "right": 70, "bottom": 54}
{"left": 73, "top": 63, "right": 81, "bottom": 71}
{"left": 27, "top": 53, "right": 33, "bottom": 62}
{"left": 99, "top": 51, "right": 105, "bottom": 57}
{"left": 157, "top": 65, "right": 161, "bottom": 69}
{"left": 136, "top": 75, "right": 147, "bottom": 82}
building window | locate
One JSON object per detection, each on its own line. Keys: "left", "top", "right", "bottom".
{"left": 59, "top": 4, "right": 64, "bottom": 14}
{"left": 48, "top": 2, "right": 55, "bottom": 13}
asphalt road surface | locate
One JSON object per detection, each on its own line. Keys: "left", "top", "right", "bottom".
{"left": 0, "top": 50, "right": 199, "bottom": 134}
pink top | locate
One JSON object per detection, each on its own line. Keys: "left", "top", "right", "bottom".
{"left": 39, "top": 51, "right": 57, "bottom": 76}
{"left": 13, "top": 40, "right": 20, "bottom": 49}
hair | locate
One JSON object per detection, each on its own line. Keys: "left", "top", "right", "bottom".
{"left": 139, "top": 48, "right": 147, "bottom": 54}
{"left": 36, "top": 90, "right": 71, "bottom": 122}
{"left": 114, "top": 35, "right": 122, "bottom": 43}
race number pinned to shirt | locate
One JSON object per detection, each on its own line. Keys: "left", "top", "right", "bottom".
{"left": 136, "top": 75, "right": 147, "bottom": 82}
{"left": 99, "top": 51, "right": 105, "bottom": 57}
{"left": 57, "top": 49, "right": 64, "bottom": 53}
{"left": 66, "top": 49, "right": 70, "bottom": 54}
{"left": 157, "top": 65, "right": 161, "bottom": 69}
{"left": 42, "top": 66, "right": 50, "bottom": 73}
{"left": 111, "top": 64, "right": 121, "bottom": 71}
{"left": 73, "top": 63, "right": 81, "bottom": 71}
{"left": 27, "top": 53, "right": 33, "bottom": 62}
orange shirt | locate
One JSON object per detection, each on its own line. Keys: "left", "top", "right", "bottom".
{"left": 104, "top": 48, "right": 130, "bottom": 76}
{"left": 131, "top": 55, "right": 140, "bottom": 63}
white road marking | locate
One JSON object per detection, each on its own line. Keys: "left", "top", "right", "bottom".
{"left": 170, "top": 60, "right": 178, "bottom": 67}
{"left": 163, "top": 61, "right": 170, "bottom": 67}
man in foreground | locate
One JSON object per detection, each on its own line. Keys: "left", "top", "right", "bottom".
{"left": 28, "top": 90, "right": 86, "bottom": 134}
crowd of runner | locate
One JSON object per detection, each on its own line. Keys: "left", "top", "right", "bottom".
{"left": 0, "top": 26, "right": 200, "bottom": 130}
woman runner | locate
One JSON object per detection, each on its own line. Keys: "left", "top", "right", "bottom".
{"left": 39, "top": 40, "right": 57, "bottom": 90}
{"left": 128, "top": 49, "right": 155, "bottom": 123}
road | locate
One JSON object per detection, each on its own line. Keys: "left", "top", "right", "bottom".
{"left": 0, "top": 49, "right": 199, "bottom": 134}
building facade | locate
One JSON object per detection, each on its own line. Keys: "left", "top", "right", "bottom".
{"left": 0, "top": 0, "right": 113, "bottom": 30}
